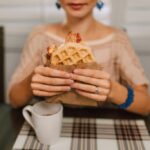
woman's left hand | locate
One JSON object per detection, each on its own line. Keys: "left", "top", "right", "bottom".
{"left": 71, "top": 69, "right": 111, "bottom": 102}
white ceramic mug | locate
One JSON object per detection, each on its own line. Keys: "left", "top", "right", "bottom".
{"left": 22, "top": 101, "right": 63, "bottom": 145}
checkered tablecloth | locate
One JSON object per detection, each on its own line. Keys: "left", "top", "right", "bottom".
{"left": 13, "top": 118, "right": 150, "bottom": 150}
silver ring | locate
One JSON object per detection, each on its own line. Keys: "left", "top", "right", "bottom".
{"left": 95, "top": 86, "right": 100, "bottom": 94}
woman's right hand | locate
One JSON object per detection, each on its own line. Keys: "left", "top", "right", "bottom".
{"left": 31, "top": 65, "right": 73, "bottom": 97}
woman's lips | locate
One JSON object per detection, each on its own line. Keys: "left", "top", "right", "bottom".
{"left": 68, "top": 3, "right": 87, "bottom": 10}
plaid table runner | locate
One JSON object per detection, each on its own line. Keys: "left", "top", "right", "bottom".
{"left": 13, "top": 118, "right": 150, "bottom": 150}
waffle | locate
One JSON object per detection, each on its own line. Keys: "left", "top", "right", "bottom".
{"left": 47, "top": 32, "right": 95, "bottom": 65}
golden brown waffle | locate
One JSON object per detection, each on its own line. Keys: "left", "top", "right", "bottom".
{"left": 47, "top": 32, "right": 95, "bottom": 65}
{"left": 51, "top": 42, "right": 95, "bottom": 65}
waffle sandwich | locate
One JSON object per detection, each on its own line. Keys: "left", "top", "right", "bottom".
{"left": 45, "top": 32, "right": 103, "bottom": 107}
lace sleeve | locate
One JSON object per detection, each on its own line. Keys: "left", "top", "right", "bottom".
{"left": 8, "top": 25, "right": 47, "bottom": 89}
{"left": 116, "top": 31, "right": 149, "bottom": 87}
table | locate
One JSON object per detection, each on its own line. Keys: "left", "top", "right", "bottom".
{"left": 0, "top": 102, "right": 150, "bottom": 150}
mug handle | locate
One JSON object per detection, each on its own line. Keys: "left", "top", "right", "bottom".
{"left": 23, "top": 106, "right": 35, "bottom": 129}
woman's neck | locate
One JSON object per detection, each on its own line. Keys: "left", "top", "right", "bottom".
{"left": 50, "top": 13, "right": 112, "bottom": 41}
{"left": 63, "top": 13, "right": 98, "bottom": 36}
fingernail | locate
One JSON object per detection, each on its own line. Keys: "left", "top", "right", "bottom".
{"left": 69, "top": 80, "right": 74, "bottom": 84}
{"left": 66, "top": 87, "right": 71, "bottom": 91}
{"left": 69, "top": 73, "right": 73, "bottom": 78}
{"left": 66, "top": 73, "right": 70, "bottom": 77}
{"left": 70, "top": 83, "right": 75, "bottom": 87}
{"left": 74, "top": 69, "right": 78, "bottom": 73}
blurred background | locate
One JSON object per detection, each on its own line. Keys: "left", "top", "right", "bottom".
{"left": 0, "top": 0, "right": 150, "bottom": 102}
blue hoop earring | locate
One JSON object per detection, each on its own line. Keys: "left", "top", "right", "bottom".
{"left": 96, "top": 1, "right": 104, "bottom": 10}
{"left": 56, "top": 1, "right": 61, "bottom": 9}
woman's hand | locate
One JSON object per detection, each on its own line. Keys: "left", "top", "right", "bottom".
{"left": 71, "top": 69, "right": 111, "bottom": 102}
{"left": 31, "top": 66, "right": 73, "bottom": 97}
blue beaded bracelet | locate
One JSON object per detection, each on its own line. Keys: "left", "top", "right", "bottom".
{"left": 118, "top": 86, "right": 134, "bottom": 109}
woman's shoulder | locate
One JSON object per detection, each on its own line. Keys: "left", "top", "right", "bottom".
{"left": 112, "top": 27, "right": 130, "bottom": 42}
{"left": 111, "top": 27, "right": 135, "bottom": 53}
{"left": 95, "top": 23, "right": 129, "bottom": 43}
{"left": 27, "top": 23, "right": 61, "bottom": 40}
{"left": 100, "top": 26, "right": 134, "bottom": 53}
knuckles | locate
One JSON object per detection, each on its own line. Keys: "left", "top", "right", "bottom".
{"left": 32, "top": 90, "right": 39, "bottom": 96}
{"left": 30, "top": 83, "right": 34, "bottom": 89}
{"left": 98, "top": 95, "right": 107, "bottom": 101}
{"left": 106, "top": 73, "right": 111, "bottom": 80}
{"left": 105, "top": 89, "right": 110, "bottom": 94}
{"left": 34, "top": 66, "right": 53, "bottom": 76}
{"left": 34, "top": 65, "right": 43, "bottom": 74}
{"left": 31, "top": 74, "right": 40, "bottom": 82}
{"left": 106, "top": 80, "right": 111, "bottom": 88}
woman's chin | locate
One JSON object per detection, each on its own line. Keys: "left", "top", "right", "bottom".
{"left": 67, "top": 11, "right": 89, "bottom": 19}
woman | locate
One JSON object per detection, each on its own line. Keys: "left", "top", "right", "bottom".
{"left": 9, "top": 0, "right": 150, "bottom": 115}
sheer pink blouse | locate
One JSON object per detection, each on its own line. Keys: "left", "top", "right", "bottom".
{"left": 9, "top": 25, "right": 149, "bottom": 91}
